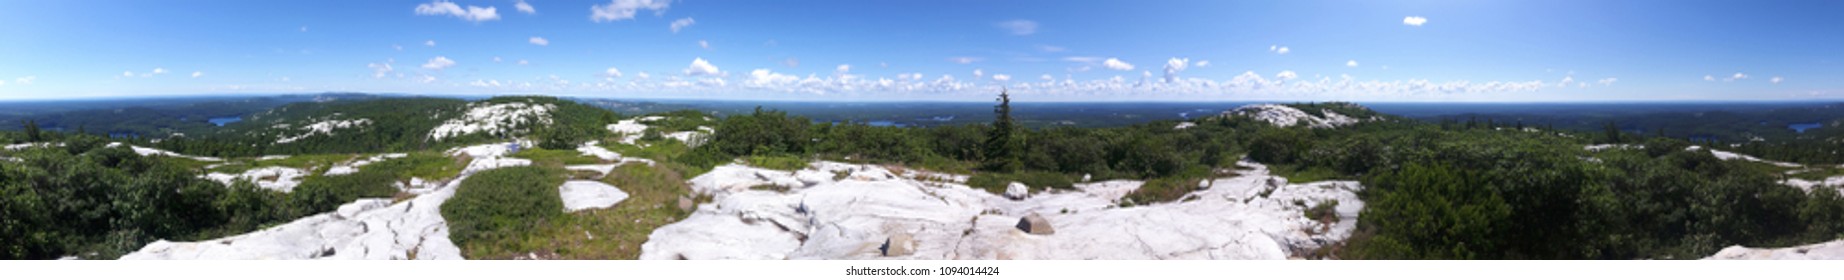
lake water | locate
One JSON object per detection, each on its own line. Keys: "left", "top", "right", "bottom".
{"left": 208, "top": 116, "right": 242, "bottom": 126}
{"left": 1789, "top": 122, "right": 1822, "bottom": 133}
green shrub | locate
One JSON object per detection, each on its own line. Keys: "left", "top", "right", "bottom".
{"left": 966, "top": 171, "right": 1075, "bottom": 195}
{"left": 285, "top": 171, "right": 399, "bottom": 216}
{"left": 442, "top": 166, "right": 567, "bottom": 252}
{"left": 1123, "top": 177, "right": 1194, "bottom": 205}
{"left": 746, "top": 155, "right": 808, "bottom": 171}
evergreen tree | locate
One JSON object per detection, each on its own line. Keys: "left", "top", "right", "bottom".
{"left": 982, "top": 90, "right": 1019, "bottom": 172}
{"left": 23, "top": 120, "right": 42, "bottom": 142}
{"left": 1602, "top": 121, "right": 1622, "bottom": 143}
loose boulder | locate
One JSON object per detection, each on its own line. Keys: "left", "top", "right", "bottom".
{"left": 1015, "top": 213, "right": 1055, "bottom": 235}
{"left": 880, "top": 233, "right": 915, "bottom": 257}
{"left": 1004, "top": 182, "right": 1030, "bottom": 200}
{"left": 677, "top": 195, "right": 696, "bottom": 212}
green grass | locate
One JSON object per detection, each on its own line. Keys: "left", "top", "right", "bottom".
{"left": 746, "top": 155, "right": 809, "bottom": 171}
{"left": 365, "top": 151, "right": 466, "bottom": 181}
{"left": 966, "top": 171, "right": 1075, "bottom": 195}
{"left": 208, "top": 153, "right": 357, "bottom": 174}
{"left": 1790, "top": 167, "right": 1844, "bottom": 181}
{"left": 442, "top": 166, "right": 570, "bottom": 259}
{"left": 512, "top": 148, "right": 604, "bottom": 166}
{"left": 1269, "top": 164, "right": 1346, "bottom": 183}
{"left": 600, "top": 138, "right": 689, "bottom": 161}
{"left": 1122, "top": 177, "right": 1195, "bottom": 206}
{"left": 459, "top": 163, "right": 699, "bottom": 259}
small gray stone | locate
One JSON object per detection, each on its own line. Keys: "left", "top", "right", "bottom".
{"left": 1015, "top": 213, "right": 1055, "bottom": 235}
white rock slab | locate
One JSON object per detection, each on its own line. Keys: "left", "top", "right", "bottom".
{"left": 1706, "top": 239, "right": 1844, "bottom": 260}
{"left": 203, "top": 166, "right": 308, "bottom": 192}
{"left": 560, "top": 180, "right": 629, "bottom": 212}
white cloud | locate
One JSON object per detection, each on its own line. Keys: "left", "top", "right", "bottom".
{"left": 1103, "top": 58, "right": 1134, "bottom": 71}
{"left": 529, "top": 36, "right": 549, "bottom": 46}
{"left": 636, "top": 72, "right": 651, "bottom": 79}
{"left": 1597, "top": 78, "right": 1617, "bottom": 85}
{"left": 1194, "top": 60, "right": 1210, "bottom": 67}
{"left": 493, "top": 56, "right": 502, "bottom": 62}
{"left": 783, "top": 57, "right": 800, "bottom": 68}
{"left": 514, "top": 0, "right": 535, "bottom": 14}
{"left": 1771, "top": 76, "right": 1784, "bottom": 84}
{"left": 603, "top": 67, "right": 624, "bottom": 78}
{"left": 426, "top": 40, "right": 436, "bottom": 47}
{"left": 152, "top": 68, "right": 167, "bottom": 75}
{"left": 1041, "top": 74, "right": 1054, "bottom": 81}
{"left": 1037, "top": 45, "right": 1066, "bottom": 52}
{"left": 973, "top": 69, "right": 984, "bottom": 78}
{"left": 1559, "top": 75, "right": 1575, "bottom": 87}
{"left": 420, "top": 75, "right": 437, "bottom": 83}
{"left": 1275, "top": 70, "right": 1298, "bottom": 80}
{"left": 422, "top": 56, "right": 456, "bottom": 70}
{"left": 517, "top": 59, "right": 529, "bottom": 65}
{"left": 995, "top": 19, "right": 1038, "bottom": 36}
{"left": 123, "top": 71, "right": 133, "bottom": 77}
{"left": 836, "top": 64, "right": 851, "bottom": 73}
{"left": 368, "top": 59, "right": 395, "bottom": 78}
{"left": 1270, "top": 45, "right": 1291, "bottom": 55}
{"left": 670, "top": 17, "right": 695, "bottom": 33}
{"left": 393, "top": 44, "right": 404, "bottom": 51}
{"left": 948, "top": 57, "right": 982, "bottom": 64}
{"left": 1163, "top": 57, "right": 1188, "bottom": 83}
{"left": 415, "top": 0, "right": 501, "bottom": 22}
{"left": 1725, "top": 72, "right": 1749, "bottom": 82}
{"left": 1062, "top": 56, "right": 1101, "bottom": 63}
{"left": 684, "top": 57, "right": 723, "bottom": 76}
{"left": 591, "top": 0, "right": 671, "bottom": 22}
{"left": 13, "top": 76, "right": 34, "bottom": 85}
{"left": 1346, "top": 60, "right": 1359, "bottom": 67}
{"left": 745, "top": 69, "right": 799, "bottom": 88}
{"left": 191, "top": 71, "right": 203, "bottom": 78}
{"left": 699, "top": 40, "right": 711, "bottom": 49}
{"left": 992, "top": 74, "right": 1011, "bottom": 82}
{"left": 1403, "top": 16, "right": 1427, "bottom": 26}
{"left": 1704, "top": 75, "right": 1715, "bottom": 81}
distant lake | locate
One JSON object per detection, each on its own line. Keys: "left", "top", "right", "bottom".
{"left": 1789, "top": 122, "right": 1822, "bottom": 133}
{"left": 208, "top": 116, "right": 242, "bottom": 126}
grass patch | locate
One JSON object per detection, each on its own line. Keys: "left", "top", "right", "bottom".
{"left": 464, "top": 163, "right": 697, "bottom": 259}
{"left": 209, "top": 154, "right": 357, "bottom": 174}
{"left": 443, "top": 166, "right": 569, "bottom": 258}
{"left": 1270, "top": 164, "right": 1346, "bottom": 183}
{"left": 1790, "top": 167, "right": 1844, "bottom": 181}
{"left": 1122, "top": 177, "right": 1195, "bottom": 206}
{"left": 512, "top": 148, "right": 604, "bottom": 166}
{"left": 746, "top": 155, "right": 808, "bottom": 171}
{"left": 966, "top": 171, "right": 1075, "bottom": 195}
{"left": 364, "top": 152, "right": 466, "bottom": 181}
{"left": 600, "top": 138, "right": 690, "bottom": 162}
{"left": 1304, "top": 200, "right": 1341, "bottom": 223}
{"left": 286, "top": 171, "right": 401, "bottom": 216}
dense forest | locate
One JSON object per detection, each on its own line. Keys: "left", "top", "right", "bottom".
{"left": 3, "top": 95, "right": 1842, "bottom": 259}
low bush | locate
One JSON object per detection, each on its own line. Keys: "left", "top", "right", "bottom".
{"left": 442, "top": 166, "right": 567, "bottom": 254}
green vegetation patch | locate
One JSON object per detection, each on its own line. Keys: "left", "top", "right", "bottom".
{"left": 966, "top": 171, "right": 1075, "bottom": 195}
{"left": 745, "top": 155, "right": 808, "bottom": 171}
{"left": 454, "top": 163, "right": 697, "bottom": 259}
{"left": 1122, "top": 177, "right": 1196, "bottom": 206}
{"left": 512, "top": 148, "right": 604, "bottom": 166}
{"left": 442, "top": 166, "right": 568, "bottom": 258}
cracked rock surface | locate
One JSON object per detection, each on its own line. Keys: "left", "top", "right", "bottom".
{"left": 640, "top": 160, "right": 1364, "bottom": 260}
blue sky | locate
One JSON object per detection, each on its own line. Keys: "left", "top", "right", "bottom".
{"left": 0, "top": 0, "right": 1839, "bottom": 102}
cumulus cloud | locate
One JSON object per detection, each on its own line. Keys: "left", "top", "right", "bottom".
{"left": 1163, "top": 57, "right": 1188, "bottom": 83}
{"left": 995, "top": 19, "right": 1038, "bottom": 36}
{"left": 670, "top": 17, "right": 695, "bottom": 33}
{"left": 1403, "top": 16, "right": 1427, "bottom": 26}
{"left": 992, "top": 74, "right": 1011, "bottom": 82}
{"left": 1275, "top": 70, "right": 1298, "bottom": 80}
{"left": 422, "top": 56, "right": 456, "bottom": 70}
{"left": 1103, "top": 58, "right": 1134, "bottom": 71}
{"left": 1771, "top": 76, "right": 1784, "bottom": 84}
{"left": 836, "top": 64, "right": 851, "bottom": 73}
{"left": 529, "top": 36, "right": 549, "bottom": 46}
{"left": 426, "top": 40, "right": 436, "bottom": 47}
{"left": 1703, "top": 75, "right": 1715, "bottom": 81}
{"left": 698, "top": 40, "right": 711, "bottom": 49}
{"left": 191, "top": 71, "right": 203, "bottom": 78}
{"left": 368, "top": 59, "right": 395, "bottom": 78}
{"left": 1597, "top": 78, "right": 1617, "bottom": 85}
{"left": 948, "top": 57, "right": 983, "bottom": 64}
{"left": 1270, "top": 45, "right": 1291, "bottom": 55}
{"left": 517, "top": 59, "right": 529, "bottom": 65}
{"left": 1346, "top": 60, "right": 1359, "bottom": 67}
{"left": 394, "top": 44, "right": 404, "bottom": 51}
{"left": 415, "top": 0, "right": 501, "bottom": 22}
{"left": 684, "top": 57, "right": 723, "bottom": 76}
{"left": 152, "top": 68, "right": 167, "bottom": 75}
{"left": 1194, "top": 60, "right": 1210, "bottom": 67}
{"left": 603, "top": 67, "right": 624, "bottom": 78}
{"left": 591, "top": 0, "right": 671, "bottom": 22}
{"left": 514, "top": 0, "right": 535, "bottom": 14}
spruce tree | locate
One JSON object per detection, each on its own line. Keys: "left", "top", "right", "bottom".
{"left": 1602, "top": 121, "right": 1622, "bottom": 144}
{"left": 23, "top": 120, "right": 42, "bottom": 142}
{"left": 982, "top": 90, "right": 1017, "bottom": 172}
